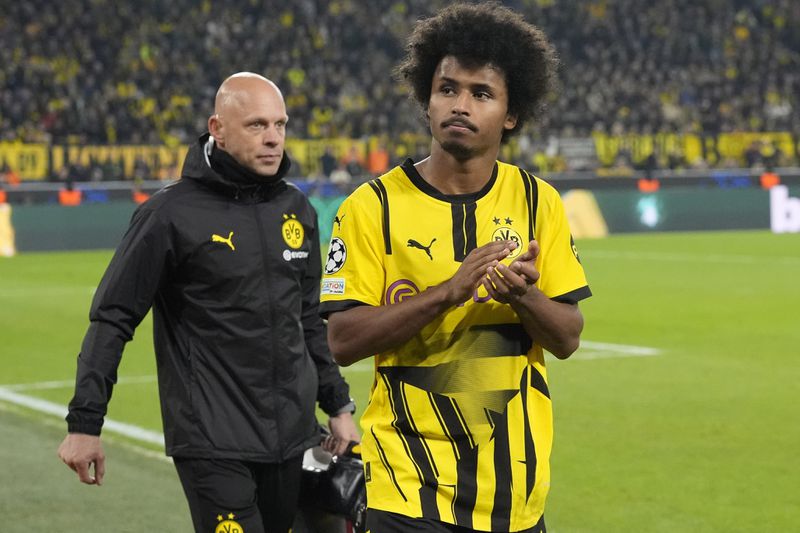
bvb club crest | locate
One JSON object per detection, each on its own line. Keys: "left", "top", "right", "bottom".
{"left": 492, "top": 226, "right": 523, "bottom": 259}
{"left": 282, "top": 213, "right": 304, "bottom": 249}
{"left": 215, "top": 513, "right": 243, "bottom": 533}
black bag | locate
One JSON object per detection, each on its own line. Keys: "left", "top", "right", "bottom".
{"left": 299, "top": 441, "right": 366, "bottom": 532}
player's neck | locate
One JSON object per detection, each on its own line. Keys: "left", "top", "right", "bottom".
{"left": 416, "top": 145, "right": 498, "bottom": 195}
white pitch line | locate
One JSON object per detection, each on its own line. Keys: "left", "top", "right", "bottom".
{"left": 0, "top": 286, "right": 97, "bottom": 297}
{"left": 582, "top": 250, "right": 800, "bottom": 266}
{"left": 572, "top": 350, "right": 657, "bottom": 361}
{"left": 0, "top": 387, "right": 164, "bottom": 446}
{"left": 579, "top": 340, "right": 661, "bottom": 356}
{"left": 3, "top": 375, "right": 157, "bottom": 391}
{"left": 0, "top": 339, "right": 660, "bottom": 464}
{"left": 5, "top": 340, "right": 661, "bottom": 394}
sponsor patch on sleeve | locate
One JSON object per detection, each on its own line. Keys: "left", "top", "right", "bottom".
{"left": 321, "top": 278, "right": 346, "bottom": 295}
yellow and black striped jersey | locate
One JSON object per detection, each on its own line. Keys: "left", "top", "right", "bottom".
{"left": 320, "top": 159, "right": 591, "bottom": 531}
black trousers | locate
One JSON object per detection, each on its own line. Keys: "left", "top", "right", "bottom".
{"left": 174, "top": 455, "right": 303, "bottom": 533}
{"left": 366, "top": 509, "right": 546, "bottom": 533}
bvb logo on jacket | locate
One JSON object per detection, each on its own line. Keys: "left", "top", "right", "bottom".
{"left": 281, "top": 213, "right": 304, "bottom": 249}
{"left": 215, "top": 512, "right": 243, "bottom": 533}
{"left": 281, "top": 213, "right": 309, "bottom": 262}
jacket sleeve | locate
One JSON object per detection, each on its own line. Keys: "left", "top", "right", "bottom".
{"left": 302, "top": 211, "right": 351, "bottom": 416}
{"left": 66, "top": 204, "right": 173, "bottom": 435}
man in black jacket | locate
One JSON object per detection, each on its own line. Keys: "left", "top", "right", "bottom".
{"left": 58, "top": 72, "right": 360, "bottom": 533}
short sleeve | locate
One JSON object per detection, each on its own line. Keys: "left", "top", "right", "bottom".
{"left": 319, "top": 186, "right": 386, "bottom": 317}
{"left": 534, "top": 181, "right": 592, "bottom": 304}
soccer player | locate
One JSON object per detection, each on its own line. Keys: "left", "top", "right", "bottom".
{"left": 58, "top": 73, "right": 359, "bottom": 533}
{"left": 320, "top": 4, "right": 590, "bottom": 532}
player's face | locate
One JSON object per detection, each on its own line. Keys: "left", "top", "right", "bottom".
{"left": 427, "top": 56, "right": 517, "bottom": 161}
{"left": 212, "top": 83, "right": 288, "bottom": 177}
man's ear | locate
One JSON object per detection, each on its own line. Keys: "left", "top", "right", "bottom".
{"left": 208, "top": 114, "right": 223, "bottom": 143}
{"left": 504, "top": 113, "right": 518, "bottom": 131}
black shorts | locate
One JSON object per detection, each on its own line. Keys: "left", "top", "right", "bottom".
{"left": 365, "top": 508, "right": 546, "bottom": 533}
{"left": 174, "top": 455, "right": 303, "bottom": 533}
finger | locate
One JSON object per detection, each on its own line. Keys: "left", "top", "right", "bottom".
{"left": 482, "top": 276, "right": 501, "bottom": 301}
{"left": 95, "top": 456, "right": 105, "bottom": 486}
{"left": 468, "top": 240, "right": 514, "bottom": 262}
{"left": 75, "top": 461, "right": 96, "bottom": 485}
{"left": 486, "top": 266, "right": 512, "bottom": 296}
{"left": 527, "top": 240, "right": 540, "bottom": 258}
{"left": 59, "top": 450, "right": 73, "bottom": 467}
{"left": 496, "top": 263, "right": 526, "bottom": 285}
{"left": 335, "top": 439, "right": 349, "bottom": 456}
{"left": 515, "top": 250, "right": 536, "bottom": 262}
{"left": 336, "top": 442, "right": 345, "bottom": 456}
{"left": 496, "top": 264, "right": 531, "bottom": 296}
{"left": 508, "top": 261, "right": 540, "bottom": 285}
{"left": 480, "top": 239, "right": 516, "bottom": 252}
{"left": 468, "top": 245, "right": 515, "bottom": 275}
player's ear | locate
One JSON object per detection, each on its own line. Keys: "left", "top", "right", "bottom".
{"left": 504, "top": 113, "right": 517, "bottom": 131}
{"left": 208, "top": 114, "right": 223, "bottom": 143}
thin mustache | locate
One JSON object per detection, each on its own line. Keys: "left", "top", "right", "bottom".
{"left": 441, "top": 117, "right": 477, "bottom": 131}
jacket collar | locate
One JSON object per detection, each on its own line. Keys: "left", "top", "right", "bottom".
{"left": 181, "top": 133, "right": 291, "bottom": 201}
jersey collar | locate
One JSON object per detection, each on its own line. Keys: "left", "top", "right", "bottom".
{"left": 400, "top": 158, "right": 498, "bottom": 204}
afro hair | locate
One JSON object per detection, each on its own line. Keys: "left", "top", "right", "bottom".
{"left": 394, "top": 2, "right": 559, "bottom": 138}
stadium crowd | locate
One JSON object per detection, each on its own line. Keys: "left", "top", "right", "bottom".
{"left": 2, "top": 0, "right": 799, "bottom": 167}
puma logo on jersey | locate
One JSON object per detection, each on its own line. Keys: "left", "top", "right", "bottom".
{"left": 334, "top": 214, "right": 346, "bottom": 229}
{"left": 211, "top": 231, "right": 235, "bottom": 251}
{"left": 407, "top": 238, "right": 436, "bottom": 260}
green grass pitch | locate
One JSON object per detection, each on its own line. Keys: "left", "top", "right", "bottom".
{"left": 1, "top": 230, "right": 798, "bottom": 531}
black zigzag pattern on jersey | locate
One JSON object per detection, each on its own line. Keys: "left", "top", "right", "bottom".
{"left": 519, "top": 169, "right": 539, "bottom": 241}
{"left": 529, "top": 364, "right": 550, "bottom": 399}
{"left": 428, "top": 392, "right": 479, "bottom": 528}
{"left": 371, "top": 426, "right": 408, "bottom": 502}
{"left": 368, "top": 179, "right": 392, "bottom": 254}
{"left": 520, "top": 366, "right": 538, "bottom": 502}
{"left": 485, "top": 364, "right": 549, "bottom": 528}
{"left": 380, "top": 372, "right": 440, "bottom": 520}
{"left": 487, "top": 406, "right": 512, "bottom": 530}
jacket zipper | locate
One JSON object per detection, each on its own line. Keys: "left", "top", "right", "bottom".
{"left": 252, "top": 202, "right": 284, "bottom": 461}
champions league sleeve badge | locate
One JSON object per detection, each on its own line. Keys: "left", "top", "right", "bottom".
{"left": 325, "top": 237, "right": 347, "bottom": 274}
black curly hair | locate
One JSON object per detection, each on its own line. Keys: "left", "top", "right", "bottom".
{"left": 394, "top": 2, "right": 558, "bottom": 139}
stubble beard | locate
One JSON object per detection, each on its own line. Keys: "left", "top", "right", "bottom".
{"left": 440, "top": 139, "right": 477, "bottom": 162}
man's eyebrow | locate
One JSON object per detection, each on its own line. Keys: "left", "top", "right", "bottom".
{"left": 470, "top": 83, "right": 494, "bottom": 93}
{"left": 437, "top": 77, "right": 495, "bottom": 92}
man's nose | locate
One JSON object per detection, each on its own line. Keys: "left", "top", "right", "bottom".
{"left": 452, "top": 91, "right": 471, "bottom": 115}
{"left": 262, "top": 126, "right": 282, "bottom": 145}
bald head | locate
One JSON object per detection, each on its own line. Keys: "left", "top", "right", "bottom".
{"left": 214, "top": 72, "right": 284, "bottom": 116}
{"left": 208, "top": 72, "right": 288, "bottom": 177}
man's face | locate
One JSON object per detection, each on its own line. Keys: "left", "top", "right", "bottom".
{"left": 210, "top": 81, "right": 288, "bottom": 176}
{"left": 427, "top": 56, "right": 516, "bottom": 161}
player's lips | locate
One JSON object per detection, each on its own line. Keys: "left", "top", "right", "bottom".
{"left": 257, "top": 154, "right": 282, "bottom": 161}
{"left": 441, "top": 117, "right": 477, "bottom": 133}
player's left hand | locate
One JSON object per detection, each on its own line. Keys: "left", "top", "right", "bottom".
{"left": 325, "top": 412, "right": 360, "bottom": 456}
{"left": 483, "top": 240, "right": 540, "bottom": 304}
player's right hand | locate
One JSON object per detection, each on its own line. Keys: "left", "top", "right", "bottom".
{"left": 58, "top": 433, "right": 106, "bottom": 486}
{"left": 443, "top": 240, "right": 516, "bottom": 305}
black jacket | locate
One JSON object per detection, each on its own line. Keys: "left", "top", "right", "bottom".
{"left": 66, "top": 134, "right": 351, "bottom": 461}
